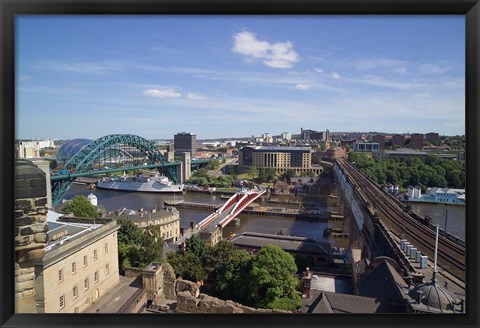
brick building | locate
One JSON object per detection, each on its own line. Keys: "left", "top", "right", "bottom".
{"left": 410, "top": 133, "right": 424, "bottom": 150}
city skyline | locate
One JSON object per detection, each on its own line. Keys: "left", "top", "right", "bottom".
{"left": 17, "top": 16, "right": 465, "bottom": 140}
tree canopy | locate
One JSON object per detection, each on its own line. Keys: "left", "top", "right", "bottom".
{"left": 167, "top": 238, "right": 301, "bottom": 311}
{"left": 61, "top": 195, "right": 98, "bottom": 218}
{"left": 117, "top": 217, "right": 164, "bottom": 270}
{"left": 347, "top": 152, "right": 465, "bottom": 190}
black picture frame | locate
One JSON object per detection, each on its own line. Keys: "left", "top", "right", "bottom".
{"left": 1, "top": 1, "right": 479, "bottom": 328}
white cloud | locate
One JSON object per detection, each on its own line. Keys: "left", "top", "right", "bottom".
{"left": 232, "top": 31, "right": 299, "bottom": 69}
{"left": 186, "top": 93, "right": 207, "bottom": 100}
{"left": 264, "top": 41, "right": 299, "bottom": 69}
{"left": 39, "top": 60, "right": 123, "bottom": 75}
{"left": 143, "top": 88, "right": 181, "bottom": 98}
{"left": 232, "top": 31, "right": 270, "bottom": 58}
{"left": 295, "top": 83, "right": 312, "bottom": 90}
{"left": 313, "top": 67, "right": 324, "bottom": 73}
{"left": 417, "top": 63, "right": 452, "bottom": 75}
{"left": 19, "top": 75, "right": 31, "bottom": 81}
{"left": 353, "top": 58, "right": 407, "bottom": 70}
{"left": 331, "top": 71, "right": 341, "bottom": 80}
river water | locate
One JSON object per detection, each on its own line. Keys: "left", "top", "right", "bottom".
{"left": 65, "top": 184, "right": 331, "bottom": 242}
{"left": 65, "top": 184, "right": 465, "bottom": 242}
{"left": 409, "top": 203, "right": 465, "bottom": 240}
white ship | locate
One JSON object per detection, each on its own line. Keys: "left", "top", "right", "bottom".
{"left": 97, "top": 173, "right": 184, "bottom": 193}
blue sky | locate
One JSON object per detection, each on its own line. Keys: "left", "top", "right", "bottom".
{"left": 16, "top": 15, "right": 465, "bottom": 140}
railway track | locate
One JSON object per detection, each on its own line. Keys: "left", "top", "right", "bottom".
{"left": 336, "top": 158, "right": 466, "bottom": 282}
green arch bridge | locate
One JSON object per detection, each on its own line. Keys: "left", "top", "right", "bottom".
{"left": 50, "top": 134, "right": 209, "bottom": 206}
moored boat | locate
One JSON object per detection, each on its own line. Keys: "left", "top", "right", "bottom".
{"left": 96, "top": 173, "right": 184, "bottom": 193}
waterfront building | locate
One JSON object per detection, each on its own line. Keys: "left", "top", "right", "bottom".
{"left": 34, "top": 212, "right": 120, "bottom": 313}
{"left": 238, "top": 145, "right": 323, "bottom": 175}
{"left": 407, "top": 186, "right": 422, "bottom": 199}
{"left": 174, "top": 132, "right": 197, "bottom": 156}
{"left": 408, "top": 187, "right": 465, "bottom": 205}
{"left": 410, "top": 133, "right": 424, "bottom": 150}
{"left": 106, "top": 207, "right": 181, "bottom": 242}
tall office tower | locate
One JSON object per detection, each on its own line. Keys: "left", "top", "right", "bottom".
{"left": 174, "top": 132, "right": 197, "bottom": 156}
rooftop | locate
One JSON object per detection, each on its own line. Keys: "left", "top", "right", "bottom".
{"left": 244, "top": 146, "right": 311, "bottom": 151}
{"left": 230, "top": 232, "right": 329, "bottom": 255}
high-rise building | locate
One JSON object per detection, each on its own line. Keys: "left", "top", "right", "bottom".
{"left": 174, "top": 132, "right": 197, "bottom": 156}
{"left": 410, "top": 133, "right": 424, "bottom": 150}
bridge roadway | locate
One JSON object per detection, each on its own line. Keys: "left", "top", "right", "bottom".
{"left": 336, "top": 158, "right": 466, "bottom": 282}
{"left": 197, "top": 189, "right": 267, "bottom": 230}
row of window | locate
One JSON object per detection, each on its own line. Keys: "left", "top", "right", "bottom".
{"left": 59, "top": 243, "right": 109, "bottom": 282}
{"left": 59, "top": 264, "right": 110, "bottom": 310}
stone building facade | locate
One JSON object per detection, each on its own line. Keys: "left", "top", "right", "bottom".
{"left": 14, "top": 159, "right": 49, "bottom": 313}
{"left": 106, "top": 207, "right": 181, "bottom": 243}
{"left": 239, "top": 146, "right": 323, "bottom": 176}
{"left": 34, "top": 220, "right": 120, "bottom": 313}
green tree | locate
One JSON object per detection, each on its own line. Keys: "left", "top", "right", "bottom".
{"left": 168, "top": 250, "right": 208, "bottom": 282}
{"left": 61, "top": 195, "right": 98, "bottom": 218}
{"left": 207, "top": 158, "right": 221, "bottom": 170}
{"left": 249, "top": 166, "right": 258, "bottom": 178}
{"left": 185, "top": 234, "right": 208, "bottom": 259}
{"left": 117, "top": 218, "right": 164, "bottom": 270}
{"left": 247, "top": 245, "right": 301, "bottom": 311}
{"left": 214, "top": 248, "right": 253, "bottom": 303}
{"left": 260, "top": 168, "right": 277, "bottom": 182}
{"left": 281, "top": 169, "right": 296, "bottom": 181}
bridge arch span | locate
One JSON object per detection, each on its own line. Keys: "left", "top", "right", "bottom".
{"left": 52, "top": 134, "right": 178, "bottom": 206}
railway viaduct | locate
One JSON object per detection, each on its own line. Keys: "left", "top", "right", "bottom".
{"left": 333, "top": 158, "right": 465, "bottom": 283}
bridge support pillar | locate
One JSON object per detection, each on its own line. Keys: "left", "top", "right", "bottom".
{"left": 181, "top": 152, "right": 191, "bottom": 182}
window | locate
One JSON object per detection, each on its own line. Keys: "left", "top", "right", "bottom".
{"left": 105, "top": 264, "right": 109, "bottom": 275}
{"left": 58, "top": 269, "right": 63, "bottom": 282}
{"left": 72, "top": 262, "right": 76, "bottom": 274}
{"left": 83, "top": 255, "right": 88, "bottom": 267}
{"left": 104, "top": 243, "right": 108, "bottom": 254}
{"left": 93, "top": 249, "right": 98, "bottom": 261}
{"left": 59, "top": 295, "right": 65, "bottom": 309}
{"left": 84, "top": 278, "right": 89, "bottom": 291}
{"left": 94, "top": 271, "right": 99, "bottom": 283}
{"left": 73, "top": 286, "right": 78, "bottom": 299}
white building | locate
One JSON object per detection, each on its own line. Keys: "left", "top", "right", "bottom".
{"left": 17, "top": 140, "right": 55, "bottom": 158}
{"left": 281, "top": 132, "right": 292, "bottom": 141}
{"left": 407, "top": 186, "right": 422, "bottom": 199}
